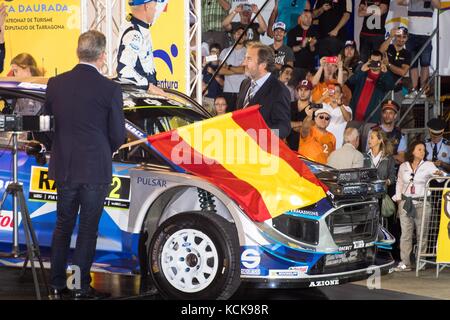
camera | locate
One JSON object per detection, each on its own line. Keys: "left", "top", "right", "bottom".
{"left": 368, "top": 60, "right": 382, "bottom": 69}
{"left": 0, "top": 115, "right": 53, "bottom": 132}
{"left": 242, "top": 4, "right": 252, "bottom": 11}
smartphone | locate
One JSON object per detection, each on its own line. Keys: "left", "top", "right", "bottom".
{"left": 205, "top": 54, "right": 218, "bottom": 63}
{"left": 424, "top": 1, "right": 431, "bottom": 9}
{"left": 325, "top": 56, "right": 338, "bottom": 64}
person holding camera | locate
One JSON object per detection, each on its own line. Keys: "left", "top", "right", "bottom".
{"left": 311, "top": 56, "right": 351, "bottom": 106}
{"left": 202, "top": 43, "right": 224, "bottom": 100}
{"left": 346, "top": 50, "right": 394, "bottom": 123}
{"left": 269, "top": 22, "right": 294, "bottom": 72}
{"left": 287, "top": 9, "right": 318, "bottom": 74}
{"left": 287, "top": 79, "right": 317, "bottom": 151}
{"left": 312, "top": 0, "right": 352, "bottom": 57}
{"left": 358, "top": 0, "right": 390, "bottom": 63}
{"left": 379, "top": 27, "right": 411, "bottom": 104}
{"left": 201, "top": 0, "right": 231, "bottom": 50}
{"left": 222, "top": 3, "right": 267, "bottom": 43}
{"left": 397, "top": 0, "right": 441, "bottom": 98}
{"left": 298, "top": 108, "right": 336, "bottom": 164}
{"left": 322, "top": 83, "right": 352, "bottom": 148}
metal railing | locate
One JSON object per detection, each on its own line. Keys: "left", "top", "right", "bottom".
{"left": 416, "top": 176, "right": 450, "bottom": 278}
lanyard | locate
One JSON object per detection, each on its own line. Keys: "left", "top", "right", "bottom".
{"left": 408, "top": 160, "right": 424, "bottom": 194}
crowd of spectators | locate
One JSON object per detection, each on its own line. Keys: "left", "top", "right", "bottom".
{"left": 200, "top": 0, "right": 448, "bottom": 273}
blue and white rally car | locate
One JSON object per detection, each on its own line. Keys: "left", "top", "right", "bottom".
{"left": 0, "top": 79, "right": 395, "bottom": 299}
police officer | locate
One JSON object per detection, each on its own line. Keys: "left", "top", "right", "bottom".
{"left": 116, "top": 0, "right": 166, "bottom": 96}
{"left": 425, "top": 117, "right": 450, "bottom": 173}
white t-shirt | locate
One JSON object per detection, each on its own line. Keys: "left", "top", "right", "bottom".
{"left": 219, "top": 46, "right": 247, "bottom": 93}
{"left": 408, "top": 0, "right": 436, "bottom": 36}
{"left": 323, "top": 103, "right": 353, "bottom": 149}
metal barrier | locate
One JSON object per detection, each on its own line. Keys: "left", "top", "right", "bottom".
{"left": 416, "top": 176, "right": 450, "bottom": 278}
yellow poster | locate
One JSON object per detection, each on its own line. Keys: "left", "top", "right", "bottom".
{"left": 1, "top": 0, "right": 81, "bottom": 77}
{"left": 437, "top": 189, "right": 450, "bottom": 263}
{"left": 125, "top": 0, "right": 187, "bottom": 93}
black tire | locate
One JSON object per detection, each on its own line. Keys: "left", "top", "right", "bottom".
{"left": 149, "top": 212, "right": 241, "bottom": 300}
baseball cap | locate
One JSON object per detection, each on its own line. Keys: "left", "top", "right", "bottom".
{"left": 315, "top": 108, "right": 332, "bottom": 117}
{"left": 344, "top": 40, "right": 356, "bottom": 48}
{"left": 381, "top": 100, "right": 400, "bottom": 113}
{"left": 296, "top": 79, "right": 313, "bottom": 91}
{"left": 129, "top": 0, "right": 156, "bottom": 6}
{"left": 272, "top": 21, "right": 286, "bottom": 32}
{"left": 427, "top": 118, "right": 446, "bottom": 135}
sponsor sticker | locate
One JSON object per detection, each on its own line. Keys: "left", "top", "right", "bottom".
{"left": 288, "top": 266, "right": 309, "bottom": 273}
{"left": 241, "top": 248, "right": 261, "bottom": 269}
{"left": 28, "top": 166, "right": 131, "bottom": 209}
{"left": 308, "top": 279, "right": 339, "bottom": 287}
{"left": 269, "top": 270, "right": 301, "bottom": 278}
{"left": 241, "top": 268, "right": 261, "bottom": 276}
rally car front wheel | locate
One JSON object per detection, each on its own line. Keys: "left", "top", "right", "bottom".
{"left": 149, "top": 212, "right": 241, "bottom": 300}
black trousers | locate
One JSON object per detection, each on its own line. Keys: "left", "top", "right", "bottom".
{"left": 50, "top": 182, "right": 109, "bottom": 291}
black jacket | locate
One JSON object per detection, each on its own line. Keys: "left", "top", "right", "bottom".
{"left": 236, "top": 74, "right": 291, "bottom": 139}
{"left": 43, "top": 64, "right": 125, "bottom": 184}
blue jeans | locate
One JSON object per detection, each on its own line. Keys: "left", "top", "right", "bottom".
{"left": 406, "top": 33, "right": 432, "bottom": 68}
{"left": 50, "top": 182, "right": 109, "bottom": 291}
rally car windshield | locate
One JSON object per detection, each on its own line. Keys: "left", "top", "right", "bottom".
{"left": 124, "top": 106, "right": 206, "bottom": 135}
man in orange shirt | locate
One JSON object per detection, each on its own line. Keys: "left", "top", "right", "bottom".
{"left": 299, "top": 108, "right": 336, "bottom": 164}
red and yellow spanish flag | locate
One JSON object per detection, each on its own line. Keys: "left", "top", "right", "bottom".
{"left": 147, "top": 105, "right": 328, "bottom": 222}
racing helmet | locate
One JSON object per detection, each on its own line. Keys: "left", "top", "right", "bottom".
{"left": 129, "top": 0, "right": 156, "bottom": 6}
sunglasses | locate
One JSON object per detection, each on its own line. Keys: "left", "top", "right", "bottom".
{"left": 318, "top": 115, "right": 330, "bottom": 121}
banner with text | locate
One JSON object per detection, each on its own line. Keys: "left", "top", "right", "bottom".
{"left": 1, "top": 0, "right": 81, "bottom": 77}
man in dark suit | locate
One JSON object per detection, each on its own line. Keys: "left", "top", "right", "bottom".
{"left": 236, "top": 42, "right": 291, "bottom": 139}
{"left": 44, "top": 30, "right": 125, "bottom": 300}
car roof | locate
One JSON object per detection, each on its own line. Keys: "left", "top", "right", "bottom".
{"left": 0, "top": 77, "right": 212, "bottom": 118}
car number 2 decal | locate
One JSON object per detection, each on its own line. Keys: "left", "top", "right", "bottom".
{"left": 28, "top": 166, "right": 130, "bottom": 209}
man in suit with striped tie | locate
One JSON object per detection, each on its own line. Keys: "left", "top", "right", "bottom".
{"left": 236, "top": 42, "right": 291, "bottom": 139}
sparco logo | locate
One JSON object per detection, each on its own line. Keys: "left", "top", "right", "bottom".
{"left": 309, "top": 279, "right": 339, "bottom": 287}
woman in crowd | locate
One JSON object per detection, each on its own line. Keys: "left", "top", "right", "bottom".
{"left": 392, "top": 141, "right": 443, "bottom": 272}
{"left": 10, "top": 53, "right": 45, "bottom": 115}
{"left": 339, "top": 40, "right": 361, "bottom": 76}
{"left": 365, "top": 127, "right": 396, "bottom": 185}
{"left": 10, "top": 53, "right": 45, "bottom": 77}
{"left": 322, "top": 83, "right": 352, "bottom": 148}
{"left": 311, "top": 56, "right": 351, "bottom": 106}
